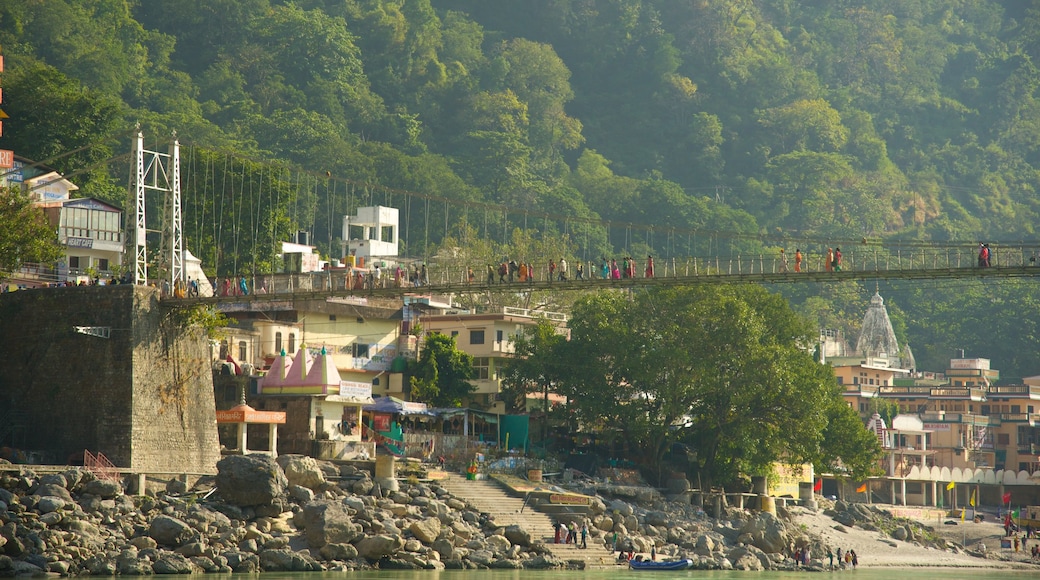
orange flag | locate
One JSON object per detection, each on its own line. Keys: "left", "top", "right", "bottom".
{"left": 856, "top": 483, "right": 867, "bottom": 493}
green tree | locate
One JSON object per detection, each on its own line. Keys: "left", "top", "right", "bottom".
{"left": 521, "top": 285, "right": 878, "bottom": 487}
{"left": 500, "top": 319, "right": 568, "bottom": 439}
{"left": 408, "top": 332, "right": 476, "bottom": 407}
{"left": 0, "top": 186, "right": 64, "bottom": 276}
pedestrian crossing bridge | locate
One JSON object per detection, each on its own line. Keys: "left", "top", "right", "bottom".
{"left": 168, "top": 246, "right": 1040, "bottom": 307}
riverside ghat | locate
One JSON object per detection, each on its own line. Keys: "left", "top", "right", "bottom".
{"left": 0, "top": 452, "right": 1003, "bottom": 575}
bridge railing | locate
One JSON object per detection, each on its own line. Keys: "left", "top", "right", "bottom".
{"left": 167, "top": 245, "right": 1040, "bottom": 299}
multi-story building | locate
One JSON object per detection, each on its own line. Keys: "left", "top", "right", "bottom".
{"left": 8, "top": 159, "right": 125, "bottom": 285}
{"left": 420, "top": 307, "right": 568, "bottom": 413}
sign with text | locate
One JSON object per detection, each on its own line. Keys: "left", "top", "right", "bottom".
{"left": 923, "top": 423, "right": 951, "bottom": 431}
{"left": 339, "top": 380, "right": 373, "bottom": 400}
{"left": 0, "top": 149, "right": 12, "bottom": 168}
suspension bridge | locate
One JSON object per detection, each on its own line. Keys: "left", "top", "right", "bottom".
{"left": 12, "top": 129, "right": 1040, "bottom": 305}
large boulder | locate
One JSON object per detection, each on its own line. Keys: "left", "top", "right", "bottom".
{"left": 409, "top": 518, "right": 441, "bottom": 544}
{"left": 737, "top": 512, "right": 788, "bottom": 554}
{"left": 354, "top": 534, "right": 404, "bottom": 560}
{"left": 32, "top": 483, "right": 73, "bottom": 502}
{"left": 279, "top": 455, "right": 327, "bottom": 490}
{"left": 82, "top": 479, "right": 123, "bottom": 499}
{"left": 301, "top": 501, "right": 364, "bottom": 549}
{"left": 216, "top": 454, "right": 288, "bottom": 507}
{"left": 148, "top": 515, "right": 194, "bottom": 547}
{"left": 503, "top": 525, "right": 532, "bottom": 547}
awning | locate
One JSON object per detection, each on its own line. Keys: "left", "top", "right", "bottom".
{"left": 363, "top": 396, "right": 433, "bottom": 415}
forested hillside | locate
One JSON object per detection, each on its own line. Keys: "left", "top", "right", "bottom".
{"left": 2, "top": 0, "right": 1040, "bottom": 376}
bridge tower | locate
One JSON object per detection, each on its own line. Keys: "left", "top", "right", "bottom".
{"left": 127, "top": 129, "right": 183, "bottom": 289}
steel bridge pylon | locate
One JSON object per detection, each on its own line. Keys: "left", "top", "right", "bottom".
{"left": 127, "top": 129, "right": 183, "bottom": 290}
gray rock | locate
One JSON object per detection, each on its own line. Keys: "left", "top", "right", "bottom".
{"left": 503, "top": 524, "right": 533, "bottom": 547}
{"left": 279, "top": 455, "right": 327, "bottom": 490}
{"left": 36, "top": 496, "right": 65, "bottom": 514}
{"left": 33, "top": 483, "right": 73, "bottom": 502}
{"left": 39, "top": 474, "right": 67, "bottom": 489}
{"left": 319, "top": 542, "right": 359, "bottom": 561}
{"left": 490, "top": 558, "right": 523, "bottom": 569}
{"left": 39, "top": 511, "right": 62, "bottom": 526}
{"left": 289, "top": 484, "right": 315, "bottom": 503}
{"left": 83, "top": 479, "right": 123, "bottom": 499}
{"left": 148, "top": 515, "right": 193, "bottom": 546}
{"left": 467, "top": 549, "right": 494, "bottom": 566}
{"left": 694, "top": 534, "right": 715, "bottom": 556}
{"left": 486, "top": 534, "right": 511, "bottom": 552}
{"left": 432, "top": 538, "right": 457, "bottom": 560}
{"left": 259, "top": 548, "right": 323, "bottom": 572}
{"left": 302, "top": 501, "right": 364, "bottom": 549}
{"left": 130, "top": 536, "right": 158, "bottom": 550}
{"left": 409, "top": 517, "right": 441, "bottom": 544}
{"left": 731, "top": 553, "right": 764, "bottom": 571}
{"left": 644, "top": 511, "right": 669, "bottom": 526}
{"left": 354, "top": 534, "right": 404, "bottom": 560}
{"left": 891, "top": 526, "right": 908, "bottom": 541}
{"left": 523, "top": 554, "right": 565, "bottom": 569}
{"left": 216, "top": 454, "right": 288, "bottom": 507}
{"left": 737, "top": 512, "right": 788, "bottom": 553}
{"left": 153, "top": 553, "right": 196, "bottom": 574}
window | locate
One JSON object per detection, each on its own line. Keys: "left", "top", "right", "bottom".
{"left": 69, "top": 256, "right": 81, "bottom": 269}
{"left": 288, "top": 333, "right": 296, "bottom": 353}
{"left": 470, "top": 330, "right": 485, "bottom": 345}
{"left": 473, "top": 357, "right": 490, "bottom": 380}
{"left": 837, "top": 376, "right": 843, "bottom": 384}
{"left": 238, "top": 341, "right": 247, "bottom": 361}
{"left": 97, "top": 258, "right": 109, "bottom": 271}
{"left": 853, "top": 377, "right": 859, "bottom": 385}
{"left": 1012, "top": 405, "right": 1021, "bottom": 414}
{"left": 998, "top": 433, "right": 1010, "bottom": 445}
{"left": 353, "top": 343, "right": 370, "bottom": 358}
{"left": 496, "top": 330, "right": 504, "bottom": 342}
{"left": 275, "top": 332, "right": 283, "bottom": 354}
{"left": 451, "top": 330, "right": 459, "bottom": 337}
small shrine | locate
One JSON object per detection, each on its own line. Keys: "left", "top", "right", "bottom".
{"left": 258, "top": 345, "right": 374, "bottom": 459}
{"left": 215, "top": 390, "right": 286, "bottom": 456}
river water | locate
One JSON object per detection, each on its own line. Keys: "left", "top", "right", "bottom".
{"left": 207, "top": 568, "right": 1035, "bottom": 580}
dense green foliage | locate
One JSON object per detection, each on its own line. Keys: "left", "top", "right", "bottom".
{"left": 503, "top": 287, "right": 882, "bottom": 486}
{"left": 408, "top": 332, "right": 476, "bottom": 407}
{"left": 0, "top": 186, "right": 64, "bottom": 275}
{"left": 2, "top": 0, "right": 1040, "bottom": 374}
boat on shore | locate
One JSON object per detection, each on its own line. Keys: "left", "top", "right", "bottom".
{"left": 628, "top": 558, "right": 693, "bottom": 571}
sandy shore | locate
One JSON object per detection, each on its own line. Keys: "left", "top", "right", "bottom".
{"left": 790, "top": 503, "right": 1038, "bottom": 569}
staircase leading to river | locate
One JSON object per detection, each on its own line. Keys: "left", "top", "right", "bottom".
{"left": 438, "top": 473, "right": 616, "bottom": 568}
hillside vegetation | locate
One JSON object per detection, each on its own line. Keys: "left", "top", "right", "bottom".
{"left": 2, "top": 0, "right": 1040, "bottom": 376}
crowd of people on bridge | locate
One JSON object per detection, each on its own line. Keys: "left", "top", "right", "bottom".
{"left": 478, "top": 255, "right": 657, "bottom": 285}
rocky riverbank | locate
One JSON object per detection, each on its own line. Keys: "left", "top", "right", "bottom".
{"left": 1, "top": 454, "right": 1034, "bottom": 575}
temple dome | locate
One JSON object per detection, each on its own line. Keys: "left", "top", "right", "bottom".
{"left": 855, "top": 291, "right": 900, "bottom": 360}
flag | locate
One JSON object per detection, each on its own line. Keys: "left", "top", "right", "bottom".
{"left": 856, "top": 483, "right": 867, "bottom": 493}
{"left": 946, "top": 481, "right": 956, "bottom": 490}
{"left": 813, "top": 478, "right": 822, "bottom": 492}
{"left": 969, "top": 489, "right": 976, "bottom": 507}
{"left": 1003, "top": 492, "right": 1012, "bottom": 504}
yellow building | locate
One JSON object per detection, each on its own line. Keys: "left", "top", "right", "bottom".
{"left": 420, "top": 307, "right": 568, "bottom": 413}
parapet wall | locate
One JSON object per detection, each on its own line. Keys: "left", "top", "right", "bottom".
{"left": 0, "top": 285, "right": 220, "bottom": 474}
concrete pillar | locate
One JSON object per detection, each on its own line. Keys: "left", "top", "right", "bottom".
{"left": 375, "top": 454, "right": 399, "bottom": 492}
{"left": 135, "top": 473, "right": 147, "bottom": 495}
{"left": 901, "top": 479, "right": 907, "bottom": 506}
{"left": 237, "top": 423, "right": 248, "bottom": 453}
{"left": 799, "top": 481, "right": 817, "bottom": 511}
{"left": 931, "top": 481, "right": 938, "bottom": 507}
{"left": 751, "top": 476, "right": 767, "bottom": 495}
{"left": 891, "top": 480, "right": 896, "bottom": 505}
{"left": 269, "top": 424, "right": 279, "bottom": 456}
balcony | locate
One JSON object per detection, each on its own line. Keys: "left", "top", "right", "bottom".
{"left": 930, "top": 387, "right": 987, "bottom": 400}
{"left": 987, "top": 385, "right": 1040, "bottom": 399}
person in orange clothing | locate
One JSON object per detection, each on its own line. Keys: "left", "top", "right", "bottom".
{"left": 794, "top": 249, "right": 803, "bottom": 272}
{"left": 825, "top": 248, "right": 834, "bottom": 272}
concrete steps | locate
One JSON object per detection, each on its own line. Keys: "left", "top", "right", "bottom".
{"left": 438, "top": 473, "right": 616, "bottom": 567}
